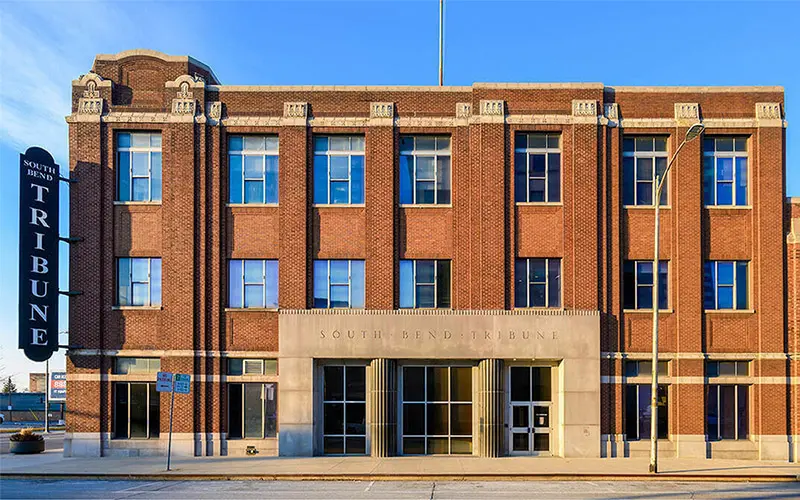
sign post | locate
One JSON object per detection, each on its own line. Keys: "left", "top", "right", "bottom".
{"left": 156, "top": 372, "right": 190, "bottom": 471}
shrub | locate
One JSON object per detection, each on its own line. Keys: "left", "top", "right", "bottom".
{"left": 9, "top": 429, "right": 44, "bottom": 442}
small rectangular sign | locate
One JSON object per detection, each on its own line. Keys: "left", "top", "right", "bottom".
{"left": 173, "top": 373, "right": 191, "bottom": 394}
{"left": 49, "top": 372, "right": 66, "bottom": 400}
{"left": 156, "top": 372, "right": 174, "bottom": 392}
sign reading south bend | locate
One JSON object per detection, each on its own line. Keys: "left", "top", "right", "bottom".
{"left": 18, "top": 147, "right": 60, "bottom": 362}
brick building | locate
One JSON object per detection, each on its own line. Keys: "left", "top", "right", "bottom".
{"left": 64, "top": 49, "right": 797, "bottom": 462}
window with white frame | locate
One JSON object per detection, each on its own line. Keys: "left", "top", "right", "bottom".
{"left": 229, "top": 136, "right": 279, "bottom": 204}
{"left": 703, "top": 137, "right": 748, "bottom": 206}
{"left": 228, "top": 383, "right": 277, "bottom": 439}
{"left": 623, "top": 260, "right": 669, "bottom": 310}
{"left": 703, "top": 261, "right": 748, "bottom": 310}
{"left": 399, "top": 260, "right": 451, "bottom": 308}
{"left": 514, "top": 258, "right": 561, "bottom": 308}
{"left": 514, "top": 133, "right": 561, "bottom": 203}
{"left": 622, "top": 136, "right": 668, "bottom": 206}
{"left": 117, "top": 258, "right": 161, "bottom": 307}
{"left": 313, "top": 260, "right": 365, "bottom": 308}
{"left": 313, "top": 136, "right": 365, "bottom": 205}
{"left": 322, "top": 365, "right": 366, "bottom": 455}
{"left": 117, "top": 132, "right": 162, "bottom": 202}
{"left": 228, "top": 260, "right": 278, "bottom": 308}
{"left": 399, "top": 136, "right": 451, "bottom": 205}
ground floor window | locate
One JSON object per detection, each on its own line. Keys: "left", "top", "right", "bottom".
{"left": 323, "top": 365, "right": 366, "bottom": 455}
{"left": 228, "top": 383, "right": 277, "bottom": 439}
{"left": 401, "top": 365, "right": 472, "bottom": 455}
{"left": 113, "top": 382, "right": 159, "bottom": 439}
{"left": 625, "top": 384, "right": 668, "bottom": 440}
{"left": 706, "top": 384, "right": 748, "bottom": 440}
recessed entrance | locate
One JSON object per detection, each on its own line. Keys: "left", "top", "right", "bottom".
{"left": 508, "top": 366, "right": 553, "bottom": 456}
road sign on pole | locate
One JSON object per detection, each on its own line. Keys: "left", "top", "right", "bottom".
{"left": 173, "top": 374, "right": 191, "bottom": 394}
{"left": 156, "top": 372, "right": 173, "bottom": 393}
{"left": 156, "top": 371, "right": 191, "bottom": 471}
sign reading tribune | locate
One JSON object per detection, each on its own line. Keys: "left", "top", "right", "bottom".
{"left": 18, "top": 147, "right": 59, "bottom": 362}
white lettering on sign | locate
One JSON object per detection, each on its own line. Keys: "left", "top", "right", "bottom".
{"left": 156, "top": 372, "right": 174, "bottom": 392}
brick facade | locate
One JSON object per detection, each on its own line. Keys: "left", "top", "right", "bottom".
{"left": 64, "top": 50, "right": 795, "bottom": 461}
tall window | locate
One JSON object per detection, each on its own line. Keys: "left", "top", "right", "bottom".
{"left": 117, "top": 258, "right": 161, "bottom": 307}
{"left": 322, "top": 365, "right": 366, "bottom": 455}
{"left": 399, "top": 136, "right": 451, "bottom": 205}
{"left": 703, "top": 261, "right": 748, "bottom": 310}
{"left": 707, "top": 386, "right": 748, "bottom": 440}
{"left": 313, "top": 136, "right": 365, "bottom": 205}
{"left": 703, "top": 137, "right": 748, "bottom": 206}
{"left": 514, "top": 258, "right": 561, "bottom": 308}
{"left": 228, "top": 260, "right": 278, "bottom": 308}
{"left": 401, "top": 366, "right": 472, "bottom": 455}
{"left": 514, "top": 133, "right": 561, "bottom": 203}
{"left": 113, "top": 358, "right": 160, "bottom": 440}
{"left": 313, "top": 260, "right": 365, "bottom": 308}
{"left": 117, "top": 132, "right": 162, "bottom": 202}
{"left": 623, "top": 136, "right": 668, "bottom": 206}
{"left": 229, "top": 135, "right": 279, "bottom": 204}
{"left": 228, "top": 383, "right": 277, "bottom": 439}
{"left": 399, "top": 260, "right": 451, "bottom": 308}
{"left": 625, "top": 385, "right": 668, "bottom": 440}
{"left": 623, "top": 261, "right": 668, "bottom": 310}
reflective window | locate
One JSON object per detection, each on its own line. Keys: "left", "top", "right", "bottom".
{"left": 625, "top": 384, "right": 668, "bottom": 440}
{"left": 706, "top": 360, "right": 749, "bottom": 377}
{"left": 228, "top": 383, "right": 277, "bottom": 439}
{"left": 313, "top": 260, "right": 365, "bottom": 308}
{"left": 514, "top": 258, "right": 561, "bottom": 308}
{"left": 399, "top": 260, "right": 451, "bottom": 308}
{"left": 229, "top": 135, "right": 279, "bottom": 204}
{"left": 313, "top": 136, "right": 365, "bottom": 205}
{"left": 401, "top": 366, "right": 472, "bottom": 455}
{"left": 113, "top": 382, "right": 159, "bottom": 439}
{"left": 117, "top": 258, "right": 161, "bottom": 307}
{"left": 228, "top": 260, "right": 278, "bottom": 309}
{"left": 227, "top": 359, "right": 278, "bottom": 376}
{"left": 113, "top": 357, "right": 161, "bottom": 375}
{"left": 623, "top": 260, "right": 668, "bottom": 310}
{"left": 514, "top": 133, "right": 561, "bottom": 203}
{"left": 322, "top": 365, "right": 366, "bottom": 455}
{"left": 399, "top": 136, "right": 451, "bottom": 205}
{"left": 117, "top": 132, "right": 162, "bottom": 202}
{"left": 623, "top": 360, "right": 669, "bottom": 377}
{"left": 706, "top": 384, "right": 748, "bottom": 440}
{"left": 622, "top": 136, "right": 669, "bottom": 206}
{"left": 703, "top": 137, "right": 748, "bottom": 206}
{"left": 703, "top": 261, "right": 749, "bottom": 310}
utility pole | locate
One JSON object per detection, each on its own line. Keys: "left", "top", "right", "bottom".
{"left": 44, "top": 359, "right": 50, "bottom": 433}
{"left": 438, "top": 0, "right": 444, "bottom": 86}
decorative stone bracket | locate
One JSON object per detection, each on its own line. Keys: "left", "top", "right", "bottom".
{"left": 755, "top": 102, "right": 783, "bottom": 127}
{"left": 572, "top": 99, "right": 598, "bottom": 124}
{"left": 283, "top": 102, "right": 308, "bottom": 126}
{"left": 674, "top": 103, "right": 700, "bottom": 124}
{"left": 456, "top": 102, "right": 472, "bottom": 119}
{"left": 370, "top": 102, "right": 394, "bottom": 119}
{"left": 206, "top": 101, "right": 223, "bottom": 125}
{"left": 75, "top": 73, "right": 109, "bottom": 118}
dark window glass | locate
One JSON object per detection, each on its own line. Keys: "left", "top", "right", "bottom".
{"left": 324, "top": 403, "right": 344, "bottom": 435}
{"left": 114, "top": 384, "right": 129, "bottom": 439}
{"left": 243, "top": 383, "right": 263, "bottom": 438}
{"left": 129, "top": 383, "right": 148, "bottom": 438}
{"left": 403, "top": 437, "right": 425, "bottom": 455}
{"left": 149, "top": 384, "right": 160, "bottom": 438}
{"left": 324, "top": 366, "right": 344, "bottom": 401}
{"left": 532, "top": 367, "right": 551, "bottom": 402}
{"left": 426, "top": 404, "right": 448, "bottom": 435}
{"left": 450, "top": 404, "right": 472, "bottom": 435}
{"left": 324, "top": 436, "right": 344, "bottom": 454}
{"left": 345, "top": 366, "right": 365, "bottom": 401}
{"left": 427, "top": 367, "right": 448, "bottom": 401}
{"left": 510, "top": 367, "right": 530, "bottom": 402}
{"left": 436, "top": 261, "right": 451, "bottom": 308}
{"left": 719, "top": 385, "right": 736, "bottom": 440}
{"left": 403, "top": 367, "right": 425, "bottom": 402}
{"left": 450, "top": 367, "right": 471, "bottom": 402}
{"left": 229, "top": 384, "right": 243, "bottom": 439}
{"left": 346, "top": 436, "right": 366, "bottom": 454}
{"left": 403, "top": 404, "right": 425, "bottom": 435}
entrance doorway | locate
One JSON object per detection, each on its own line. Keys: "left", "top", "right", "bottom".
{"left": 508, "top": 366, "right": 552, "bottom": 456}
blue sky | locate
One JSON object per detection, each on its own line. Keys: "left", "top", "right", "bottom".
{"left": 0, "top": 1, "right": 797, "bottom": 388}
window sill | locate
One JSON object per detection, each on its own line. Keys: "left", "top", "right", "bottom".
{"left": 399, "top": 204, "right": 452, "bottom": 208}
{"left": 704, "top": 205, "right": 752, "bottom": 210}
{"left": 623, "top": 309, "right": 674, "bottom": 314}
{"left": 112, "top": 306, "right": 162, "bottom": 311}
{"left": 705, "top": 309, "right": 755, "bottom": 314}
{"left": 623, "top": 205, "right": 672, "bottom": 210}
{"left": 513, "top": 307, "right": 564, "bottom": 311}
{"left": 312, "top": 204, "right": 365, "bottom": 208}
{"left": 227, "top": 203, "right": 279, "bottom": 208}
{"left": 515, "top": 202, "right": 563, "bottom": 207}
{"left": 113, "top": 201, "right": 161, "bottom": 206}
{"left": 224, "top": 307, "right": 279, "bottom": 312}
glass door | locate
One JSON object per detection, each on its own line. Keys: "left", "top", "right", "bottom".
{"left": 508, "top": 366, "right": 553, "bottom": 456}
{"left": 510, "top": 404, "right": 531, "bottom": 454}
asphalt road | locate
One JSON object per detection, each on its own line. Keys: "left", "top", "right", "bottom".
{"left": 1, "top": 479, "right": 798, "bottom": 499}
{"left": 0, "top": 431, "right": 64, "bottom": 454}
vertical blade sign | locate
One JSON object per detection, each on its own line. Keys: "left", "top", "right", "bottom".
{"left": 19, "top": 147, "right": 59, "bottom": 362}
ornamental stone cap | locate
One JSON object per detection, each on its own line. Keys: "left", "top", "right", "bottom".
{"left": 93, "top": 49, "right": 220, "bottom": 85}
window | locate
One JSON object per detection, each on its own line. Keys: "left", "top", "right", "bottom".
{"left": 117, "top": 258, "right": 162, "bottom": 307}
{"left": 322, "top": 365, "right": 366, "bottom": 454}
{"left": 228, "top": 359, "right": 278, "bottom": 376}
{"left": 625, "top": 385, "right": 668, "bottom": 440}
{"left": 229, "top": 136, "right": 279, "bottom": 204}
{"left": 703, "top": 137, "right": 748, "bottom": 206}
{"left": 624, "top": 360, "right": 669, "bottom": 377}
{"left": 703, "top": 261, "right": 748, "bottom": 310}
{"left": 623, "top": 136, "right": 668, "bottom": 206}
{"left": 117, "top": 132, "right": 162, "bottom": 202}
{"left": 706, "top": 385, "right": 748, "bottom": 440}
{"left": 313, "top": 260, "right": 365, "bottom": 308}
{"left": 514, "top": 258, "right": 561, "bottom": 308}
{"left": 402, "top": 366, "right": 472, "bottom": 455}
{"left": 229, "top": 260, "right": 278, "bottom": 309}
{"left": 399, "top": 136, "right": 451, "bottom": 205}
{"left": 623, "top": 261, "right": 669, "bottom": 310}
{"left": 113, "top": 382, "right": 159, "bottom": 439}
{"left": 114, "top": 357, "right": 161, "bottom": 375}
{"left": 514, "top": 133, "right": 561, "bottom": 203}
{"left": 228, "top": 383, "right": 277, "bottom": 439}
{"left": 399, "top": 260, "right": 451, "bottom": 308}
{"left": 313, "top": 136, "right": 364, "bottom": 205}
{"left": 706, "top": 361, "right": 749, "bottom": 377}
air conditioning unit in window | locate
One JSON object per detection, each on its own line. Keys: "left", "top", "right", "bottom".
{"left": 243, "top": 359, "right": 263, "bottom": 375}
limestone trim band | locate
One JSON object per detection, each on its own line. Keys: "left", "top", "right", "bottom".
{"left": 601, "top": 351, "right": 794, "bottom": 360}
{"left": 68, "top": 349, "right": 279, "bottom": 358}
{"left": 601, "top": 376, "right": 800, "bottom": 385}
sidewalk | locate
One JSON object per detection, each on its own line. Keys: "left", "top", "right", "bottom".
{"left": 1, "top": 449, "right": 799, "bottom": 481}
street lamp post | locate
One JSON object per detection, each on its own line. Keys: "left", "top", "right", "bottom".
{"left": 649, "top": 122, "right": 704, "bottom": 474}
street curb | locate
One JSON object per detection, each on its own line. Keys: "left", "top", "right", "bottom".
{"left": 0, "top": 427, "right": 65, "bottom": 434}
{"left": 1, "top": 473, "right": 798, "bottom": 482}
